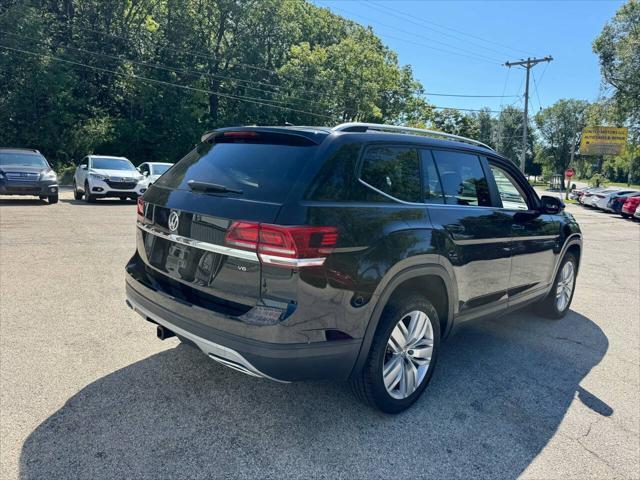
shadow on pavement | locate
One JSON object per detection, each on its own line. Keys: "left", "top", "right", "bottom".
{"left": 0, "top": 198, "right": 49, "bottom": 207}
{"left": 60, "top": 198, "right": 136, "bottom": 206}
{"left": 20, "top": 309, "right": 608, "bottom": 479}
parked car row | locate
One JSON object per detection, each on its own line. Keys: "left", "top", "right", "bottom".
{"left": 570, "top": 185, "right": 640, "bottom": 220}
{"left": 0, "top": 148, "right": 172, "bottom": 204}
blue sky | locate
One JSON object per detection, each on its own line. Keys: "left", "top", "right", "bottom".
{"left": 312, "top": 0, "right": 624, "bottom": 114}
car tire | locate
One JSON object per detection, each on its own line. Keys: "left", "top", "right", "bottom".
{"left": 84, "top": 182, "right": 96, "bottom": 203}
{"left": 535, "top": 253, "right": 577, "bottom": 319}
{"left": 48, "top": 195, "right": 58, "bottom": 204}
{"left": 73, "top": 181, "right": 83, "bottom": 200}
{"left": 621, "top": 213, "right": 630, "bottom": 219}
{"left": 350, "top": 295, "right": 441, "bottom": 414}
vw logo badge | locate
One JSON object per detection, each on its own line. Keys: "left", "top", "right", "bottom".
{"left": 168, "top": 211, "right": 180, "bottom": 232}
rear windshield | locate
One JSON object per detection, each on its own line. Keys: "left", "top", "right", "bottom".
{"left": 0, "top": 152, "right": 47, "bottom": 167}
{"left": 91, "top": 157, "right": 135, "bottom": 170}
{"left": 155, "top": 135, "right": 316, "bottom": 202}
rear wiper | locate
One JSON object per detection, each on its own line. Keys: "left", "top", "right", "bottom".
{"left": 187, "top": 180, "right": 243, "bottom": 194}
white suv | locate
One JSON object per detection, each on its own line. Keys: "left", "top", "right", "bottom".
{"left": 73, "top": 155, "right": 144, "bottom": 202}
{"left": 137, "top": 162, "right": 174, "bottom": 193}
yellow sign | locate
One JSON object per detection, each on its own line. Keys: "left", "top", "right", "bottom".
{"left": 580, "top": 126, "right": 628, "bottom": 156}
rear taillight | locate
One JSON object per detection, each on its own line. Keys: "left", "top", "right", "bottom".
{"left": 137, "top": 197, "right": 144, "bottom": 219}
{"left": 225, "top": 221, "right": 338, "bottom": 268}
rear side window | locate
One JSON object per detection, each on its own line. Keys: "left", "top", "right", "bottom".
{"left": 421, "top": 150, "right": 445, "bottom": 203}
{"left": 432, "top": 150, "right": 491, "bottom": 207}
{"left": 155, "top": 134, "right": 317, "bottom": 203}
{"left": 360, "top": 146, "right": 421, "bottom": 202}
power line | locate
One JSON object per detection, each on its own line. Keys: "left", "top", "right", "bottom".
{"left": 1, "top": 30, "right": 329, "bottom": 109}
{"left": 364, "top": 0, "right": 535, "bottom": 58}
{"left": 324, "top": 4, "right": 503, "bottom": 64}
{"left": 0, "top": 44, "right": 336, "bottom": 120}
{"left": 2, "top": 43, "right": 508, "bottom": 120}
{"left": 532, "top": 70, "right": 543, "bottom": 111}
{"left": 505, "top": 56, "right": 553, "bottom": 172}
{"left": 432, "top": 106, "right": 502, "bottom": 113}
{"left": 372, "top": 31, "right": 500, "bottom": 64}
{"left": 61, "top": 23, "right": 333, "bottom": 89}
{"left": 426, "top": 92, "right": 519, "bottom": 98}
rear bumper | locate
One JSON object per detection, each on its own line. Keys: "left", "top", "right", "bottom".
{"left": 125, "top": 274, "right": 361, "bottom": 382}
{"left": 0, "top": 181, "right": 58, "bottom": 196}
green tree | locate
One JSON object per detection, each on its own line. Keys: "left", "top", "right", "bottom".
{"left": 0, "top": 0, "right": 432, "bottom": 169}
{"left": 535, "top": 99, "right": 588, "bottom": 187}
{"left": 593, "top": 0, "right": 640, "bottom": 141}
{"left": 430, "top": 108, "right": 478, "bottom": 139}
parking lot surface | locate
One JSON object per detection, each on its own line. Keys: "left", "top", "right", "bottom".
{"left": 1, "top": 190, "right": 639, "bottom": 479}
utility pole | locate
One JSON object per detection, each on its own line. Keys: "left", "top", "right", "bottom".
{"left": 504, "top": 56, "right": 553, "bottom": 173}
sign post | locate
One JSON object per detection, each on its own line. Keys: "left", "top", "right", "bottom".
{"left": 565, "top": 168, "right": 574, "bottom": 200}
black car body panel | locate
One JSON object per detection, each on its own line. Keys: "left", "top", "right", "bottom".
{"left": 125, "top": 126, "right": 582, "bottom": 381}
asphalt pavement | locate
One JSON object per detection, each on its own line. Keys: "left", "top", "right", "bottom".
{"left": 1, "top": 189, "right": 638, "bottom": 479}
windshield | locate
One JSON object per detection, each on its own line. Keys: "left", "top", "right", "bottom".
{"left": 91, "top": 157, "right": 135, "bottom": 171}
{"left": 0, "top": 152, "right": 47, "bottom": 168}
{"left": 155, "top": 135, "right": 316, "bottom": 202}
{"left": 151, "top": 164, "right": 172, "bottom": 175}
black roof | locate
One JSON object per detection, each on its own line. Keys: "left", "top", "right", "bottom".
{"left": 207, "top": 125, "right": 497, "bottom": 157}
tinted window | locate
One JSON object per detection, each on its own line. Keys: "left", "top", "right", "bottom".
{"left": 421, "top": 150, "right": 444, "bottom": 203}
{"left": 156, "top": 137, "right": 316, "bottom": 202}
{"left": 432, "top": 150, "right": 490, "bottom": 206}
{"left": 0, "top": 152, "right": 47, "bottom": 167}
{"left": 91, "top": 157, "right": 135, "bottom": 170}
{"left": 360, "top": 146, "right": 421, "bottom": 202}
{"left": 489, "top": 164, "right": 529, "bottom": 210}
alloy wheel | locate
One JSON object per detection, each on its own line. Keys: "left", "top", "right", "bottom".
{"left": 556, "top": 261, "right": 575, "bottom": 312}
{"left": 383, "top": 310, "right": 434, "bottom": 400}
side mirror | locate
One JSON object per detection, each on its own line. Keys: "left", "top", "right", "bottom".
{"left": 143, "top": 171, "right": 149, "bottom": 177}
{"left": 80, "top": 164, "right": 87, "bottom": 170}
{"left": 540, "top": 195, "right": 564, "bottom": 214}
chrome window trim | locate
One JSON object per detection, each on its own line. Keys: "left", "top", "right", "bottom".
{"left": 137, "top": 222, "right": 259, "bottom": 262}
{"left": 358, "top": 178, "right": 426, "bottom": 206}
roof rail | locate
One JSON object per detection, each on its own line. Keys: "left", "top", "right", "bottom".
{"left": 331, "top": 122, "right": 493, "bottom": 151}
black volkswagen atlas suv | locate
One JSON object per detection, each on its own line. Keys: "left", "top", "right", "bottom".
{"left": 125, "top": 123, "right": 582, "bottom": 413}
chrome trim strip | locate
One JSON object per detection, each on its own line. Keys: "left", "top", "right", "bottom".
{"left": 454, "top": 234, "right": 557, "bottom": 246}
{"left": 259, "top": 254, "right": 326, "bottom": 267}
{"left": 127, "top": 296, "right": 289, "bottom": 383}
{"left": 137, "top": 222, "right": 259, "bottom": 262}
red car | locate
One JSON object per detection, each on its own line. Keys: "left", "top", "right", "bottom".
{"left": 621, "top": 195, "right": 640, "bottom": 218}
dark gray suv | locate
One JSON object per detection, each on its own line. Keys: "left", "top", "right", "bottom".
{"left": 0, "top": 149, "right": 59, "bottom": 203}
{"left": 125, "top": 123, "right": 582, "bottom": 413}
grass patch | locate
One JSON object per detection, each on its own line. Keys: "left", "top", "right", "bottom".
{"left": 600, "top": 181, "right": 640, "bottom": 190}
